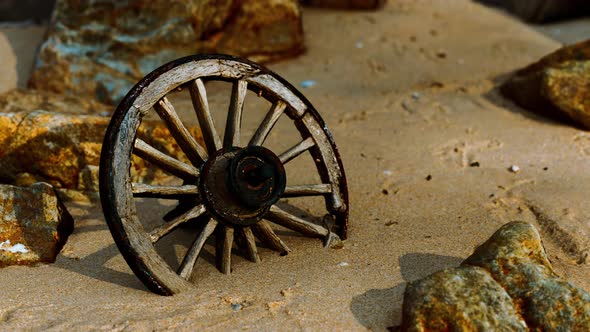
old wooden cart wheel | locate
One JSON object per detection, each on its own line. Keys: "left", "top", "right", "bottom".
{"left": 99, "top": 54, "right": 348, "bottom": 295}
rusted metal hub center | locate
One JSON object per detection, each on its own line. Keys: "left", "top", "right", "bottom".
{"left": 199, "top": 146, "right": 286, "bottom": 227}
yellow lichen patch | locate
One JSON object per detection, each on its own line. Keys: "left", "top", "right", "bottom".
{"left": 543, "top": 61, "right": 590, "bottom": 129}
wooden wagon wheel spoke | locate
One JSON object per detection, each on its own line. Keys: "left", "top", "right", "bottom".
{"left": 266, "top": 205, "right": 329, "bottom": 238}
{"left": 279, "top": 137, "right": 315, "bottom": 164}
{"left": 249, "top": 101, "right": 286, "bottom": 146}
{"left": 235, "top": 227, "right": 260, "bottom": 263}
{"left": 149, "top": 204, "right": 207, "bottom": 243}
{"left": 178, "top": 218, "right": 218, "bottom": 279}
{"left": 252, "top": 220, "right": 291, "bottom": 254}
{"left": 189, "top": 78, "right": 222, "bottom": 153}
{"left": 100, "top": 55, "right": 348, "bottom": 295}
{"left": 132, "top": 183, "right": 199, "bottom": 199}
{"left": 215, "top": 226, "right": 234, "bottom": 274}
{"left": 154, "top": 97, "right": 208, "bottom": 165}
{"left": 133, "top": 139, "right": 200, "bottom": 180}
{"left": 162, "top": 199, "right": 203, "bottom": 222}
{"left": 224, "top": 80, "right": 248, "bottom": 148}
{"left": 283, "top": 184, "right": 333, "bottom": 197}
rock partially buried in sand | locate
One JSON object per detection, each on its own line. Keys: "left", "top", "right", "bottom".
{"left": 0, "top": 182, "right": 73, "bottom": 267}
{"left": 463, "top": 222, "right": 590, "bottom": 330}
{"left": 400, "top": 221, "right": 590, "bottom": 331}
{"left": 0, "top": 89, "right": 203, "bottom": 192}
{"left": 501, "top": 40, "right": 590, "bottom": 129}
{"left": 401, "top": 266, "right": 527, "bottom": 331}
{"left": 28, "top": 0, "right": 304, "bottom": 104}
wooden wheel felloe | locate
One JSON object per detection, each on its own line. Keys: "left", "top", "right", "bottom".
{"left": 99, "top": 54, "right": 349, "bottom": 295}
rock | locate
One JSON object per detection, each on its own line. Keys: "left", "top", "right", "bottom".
{"left": 463, "top": 221, "right": 590, "bottom": 330}
{"left": 0, "top": 88, "right": 109, "bottom": 115}
{"left": 0, "top": 89, "right": 203, "bottom": 191}
{"left": 28, "top": 0, "right": 304, "bottom": 104}
{"left": 501, "top": 40, "right": 590, "bottom": 129}
{"left": 401, "top": 266, "right": 527, "bottom": 331}
{"left": 475, "top": 0, "right": 590, "bottom": 23}
{"left": 0, "top": 182, "right": 73, "bottom": 267}
{"left": 400, "top": 221, "right": 590, "bottom": 331}
{"left": 301, "top": 0, "right": 385, "bottom": 10}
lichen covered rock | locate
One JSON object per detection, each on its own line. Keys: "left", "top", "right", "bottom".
{"left": 501, "top": 39, "right": 590, "bottom": 129}
{"left": 401, "top": 266, "right": 526, "bottom": 331}
{"left": 463, "top": 221, "right": 590, "bottom": 330}
{"left": 0, "top": 89, "right": 203, "bottom": 191}
{"left": 400, "top": 221, "right": 590, "bottom": 331}
{"left": 0, "top": 182, "right": 73, "bottom": 266}
{"left": 0, "top": 88, "right": 109, "bottom": 115}
{"left": 28, "top": 0, "right": 304, "bottom": 104}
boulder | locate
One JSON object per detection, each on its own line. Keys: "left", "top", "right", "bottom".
{"left": 0, "top": 89, "right": 203, "bottom": 191}
{"left": 501, "top": 40, "right": 590, "bottom": 129}
{"left": 463, "top": 222, "right": 590, "bottom": 330}
{"left": 400, "top": 221, "right": 590, "bottom": 331}
{"left": 28, "top": 0, "right": 304, "bottom": 104}
{"left": 401, "top": 266, "right": 526, "bottom": 331}
{"left": 0, "top": 182, "right": 73, "bottom": 267}
{"left": 0, "top": 88, "right": 109, "bottom": 115}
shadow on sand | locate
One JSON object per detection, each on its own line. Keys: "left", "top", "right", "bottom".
{"left": 350, "top": 253, "right": 463, "bottom": 330}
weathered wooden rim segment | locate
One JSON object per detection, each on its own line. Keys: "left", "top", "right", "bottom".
{"left": 99, "top": 54, "right": 349, "bottom": 295}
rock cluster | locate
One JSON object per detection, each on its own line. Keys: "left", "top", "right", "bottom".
{"left": 0, "top": 182, "right": 73, "bottom": 266}
{"left": 0, "top": 89, "right": 203, "bottom": 191}
{"left": 28, "top": 0, "right": 304, "bottom": 104}
{"left": 401, "top": 221, "right": 590, "bottom": 331}
{"left": 501, "top": 39, "right": 590, "bottom": 129}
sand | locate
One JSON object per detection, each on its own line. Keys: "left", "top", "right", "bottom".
{"left": 0, "top": 0, "right": 589, "bottom": 330}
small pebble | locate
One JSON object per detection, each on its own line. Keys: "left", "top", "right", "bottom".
{"left": 411, "top": 92, "right": 421, "bottom": 100}
{"left": 426, "top": 174, "right": 432, "bottom": 181}
{"left": 355, "top": 41, "right": 364, "bottom": 49}
{"left": 280, "top": 288, "right": 293, "bottom": 298}
{"left": 300, "top": 80, "right": 316, "bottom": 88}
{"left": 435, "top": 50, "right": 447, "bottom": 59}
{"left": 231, "top": 303, "right": 242, "bottom": 311}
{"left": 338, "top": 262, "right": 349, "bottom": 267}
{"left": 383, "top": 170, "right": 393, "bottom": 176}
{"left": 509, "top": 165, "right": 520, "bottom": 173}
{"left": 100, "top": 111, "right": 110, "bottom": 117}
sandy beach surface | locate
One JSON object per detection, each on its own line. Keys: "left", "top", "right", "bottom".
{"left": 1, "top": 0, "right": 589, "bottom": 330}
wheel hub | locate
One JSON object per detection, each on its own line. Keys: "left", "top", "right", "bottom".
{"left": 200, "top": 146, "right": 286, "bottom": 227}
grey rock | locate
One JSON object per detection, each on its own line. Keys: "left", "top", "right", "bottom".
{"left": 28, "top": 0, "right": 304, "bottom": 104}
